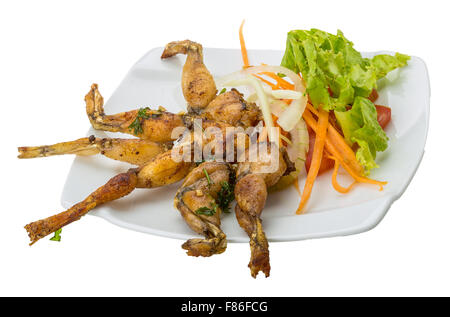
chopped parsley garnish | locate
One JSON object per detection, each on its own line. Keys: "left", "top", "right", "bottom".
{"left": 195, "top": 168, "right": 235, "bottom": 216}
{"left": 203, "top": 168, "right": 213, "bottom": 186}
{"left": 128, "top": 107, "right": 151, "bottom": 135}
{"left": 216, "top": 181, "right": 235, "bottom": 213}
{"left": 50, "top": 229, "right": 62, "bottom": 242}
{"left": 219, "top": 88, "right": 226, "bottom": 94}
{"left": 195, "top": 203, "right": 218, "bottom": 216}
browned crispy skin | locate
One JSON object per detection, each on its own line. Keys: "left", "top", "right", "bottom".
{"left": 174, "top": 162, "right": 230, "bottom": 257}
{"left": 85, "top": 84, "right": 261, "bottom": 146}
{"left": 85, "top": 84, "right": 184, "bottom": 142}
{"left": 234, "top": 146, "right": 287, "bottom": 278}
{"left": 18, "top": 136, "right": 168, "bottom": 166}
{"left": 25, "top": 170, "right": 138, "bottom": 245}
{"left": 202, "top": 89, "right": 262, "bottom": 128}
{"left": 136, "top": 150, "right": 193, "bottom": 188}
{"left": 161, "top": 40, "right": 217, "bottom": 111}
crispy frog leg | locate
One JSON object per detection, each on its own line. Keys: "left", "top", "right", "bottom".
{"left": 25, "top": 170, "right": 138, "bottom": 245}
{"left": 161, "top": 40, "right": 217, "bottom": 112}
{"left": 174, "top": 162, "right": 231, "bottom": 257}
{"left": 85, "top": 84, "right": 184, "bottom": 142}
{"left": 18, "top": 136, "right": 169, "bottom": 166}
{"left": 234, "top": 145, "right": 288, "bottom": 278}
{"left": 25, "top": 149, "right": 193, "bottom": 245}
{"left": 22, "top": 118, "right": 237, "bottom": 246}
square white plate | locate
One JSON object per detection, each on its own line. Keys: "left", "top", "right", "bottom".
{"left": 61, "top": 48, "right": 430, "bottom": 242}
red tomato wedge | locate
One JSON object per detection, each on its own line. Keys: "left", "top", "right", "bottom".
{"left": 368, "top": 89, "right": 379, "bottom": 102}
{"left": 375, "top": 105, "right": 391, "bottom": 129}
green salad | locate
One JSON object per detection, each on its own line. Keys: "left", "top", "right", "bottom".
{"left": 281, "top": 29, "right": 410, "bottom": 174}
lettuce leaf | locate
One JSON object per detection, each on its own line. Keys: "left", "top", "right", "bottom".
{"left": 281, "top": 29, "right": 409, "bottom": 111}
{"left": 334, "top": 97, "right": 388, "bottom": 174}
{"left": 281, "top": 29, "right": 409, "bottom": 173}
{"left": 371, "top": 53, "right": 410, "bottom": 79}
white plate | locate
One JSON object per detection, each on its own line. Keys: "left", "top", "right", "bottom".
{"left": 61, "top": 48, "right": 430, "bottom": 242}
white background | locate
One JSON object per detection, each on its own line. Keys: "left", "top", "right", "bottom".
{"left": 1, "top": 0, "right": 448, "bottom": 296}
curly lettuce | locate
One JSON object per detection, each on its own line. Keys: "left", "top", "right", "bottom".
{"left": 281, "top": 29, "right": 409, "bottom": 174}
{"left": 281, "top": 29, "right": 409, "bottom": 111}
{"left": 334, "top": 97, "right": 388, "bottom": 174}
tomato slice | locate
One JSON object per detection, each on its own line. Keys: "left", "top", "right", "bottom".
{"left": 305, "top": 105, "right": 391, "bottom": 174}
{"left": 368, "top": 89, "right": 379, "bottom": 102}
{"left": 375, "top": 105, "right": 391, "bottom": 129}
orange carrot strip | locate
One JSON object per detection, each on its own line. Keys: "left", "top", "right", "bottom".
{"left": 303, "top": 109, "right": 387, "bottom": 190}
{"left": 293, "top": 177, "right": 302, "bottom": 196}
{"left": 326, "top": 140, "right": 387, "bottom": 190}
{"left": 252, "top": 74, "right": 279, "bottom": 89}
{"left": 306, "top": 103, "right": 364, "bottom": 176}
{"left": 239, "top": 20, "right": 249, "bottom": 68}
{"left": 296, "top": 107, "right": 329, "bottom": 214}
{"left": 306, "top": 102, "right": 319, "bottom": 115}
{"left": 327, "top": 127, "right": 364, "bottom": 177}
{"left": 259, "top": 72, "right": 295, "bottom": 90}
{"left": 272, "top": 113, "right": 290, "bottom": 146}
{"left": 328, "top": 155, "right": 357, "bottom": 193}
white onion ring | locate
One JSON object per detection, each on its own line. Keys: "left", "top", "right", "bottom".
{"left": 287, "top": 117, "right": 309, "bottom": 168}
{"left": 216, "top": 65, "right": 307, "bottom": 132}
{"left": 223, "top": 76, "right": 277, "bottom": 146}
{"left": 271, "top": 89, "right": 302, "bottom": 100}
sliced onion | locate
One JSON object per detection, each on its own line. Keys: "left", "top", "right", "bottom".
{"left": 270, "top": 100, "right": 288, "bottom": 117}
{"left": 277, "top": 98, "right": 306, "bottom": 132}
{"left": 217, "top": 66, "right": 309, "bottom": 191}
{"left": 224, "top": 76, "right": 278, "bottom": 146}
{"left": 271, "top": 89, "right": 302, "bottom": 100}
{"left": 280, "top": 134, "right": 292, "bottom": 145}
{"left": 217, "top": 65, "right": 307, "bottom": 132}
{"left": 287, "top": 117, "right": 309, "bottom": 166}
{"left": 217, "top": 65, "right": 305, "bottom": 91}
{"left": 270, "top": 118, "right": 309, "bottom": 192}
{"left": 269, "top": 99, "right": 308, "bottom": 166}
{"left": 246, "top": 92, "right": 258, "bottom": 103}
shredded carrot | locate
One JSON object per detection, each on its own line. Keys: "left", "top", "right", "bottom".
{"left": 305, "top": 103, "right": 319, "bottom": 115}
{"left": 306, "top": 103, "right": 364, "bottom": 175}
{"left": 239, "top": 20, "right": 250, "bottom": 68}
{"left": 293, "top": 177, "right": 302, "bottom": 196}
{"left": 303, "top": 108, "right": 387, "bottom": 191}
{"left": 237, "top": 23, "right": 385, "bottom": 213}
{"left": 252, "top": 74, "right": 279, "bottom": 89}
{"left": 259, "top": 72, "right": 295, "bottom": 90}
{"left": 296, "top": 107, "right": 329, "bottom": 214}
{"left": 328, "top": 155, "right": 357, "bottom": 193}
{"left": 239, "top": 25, "right": 384, "bottom": 204}
{"left": 272, "top": 113, "right": 290, "bottom": 146}
{"left": 326, "top": 139, "right": 387, "bottom": 190}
